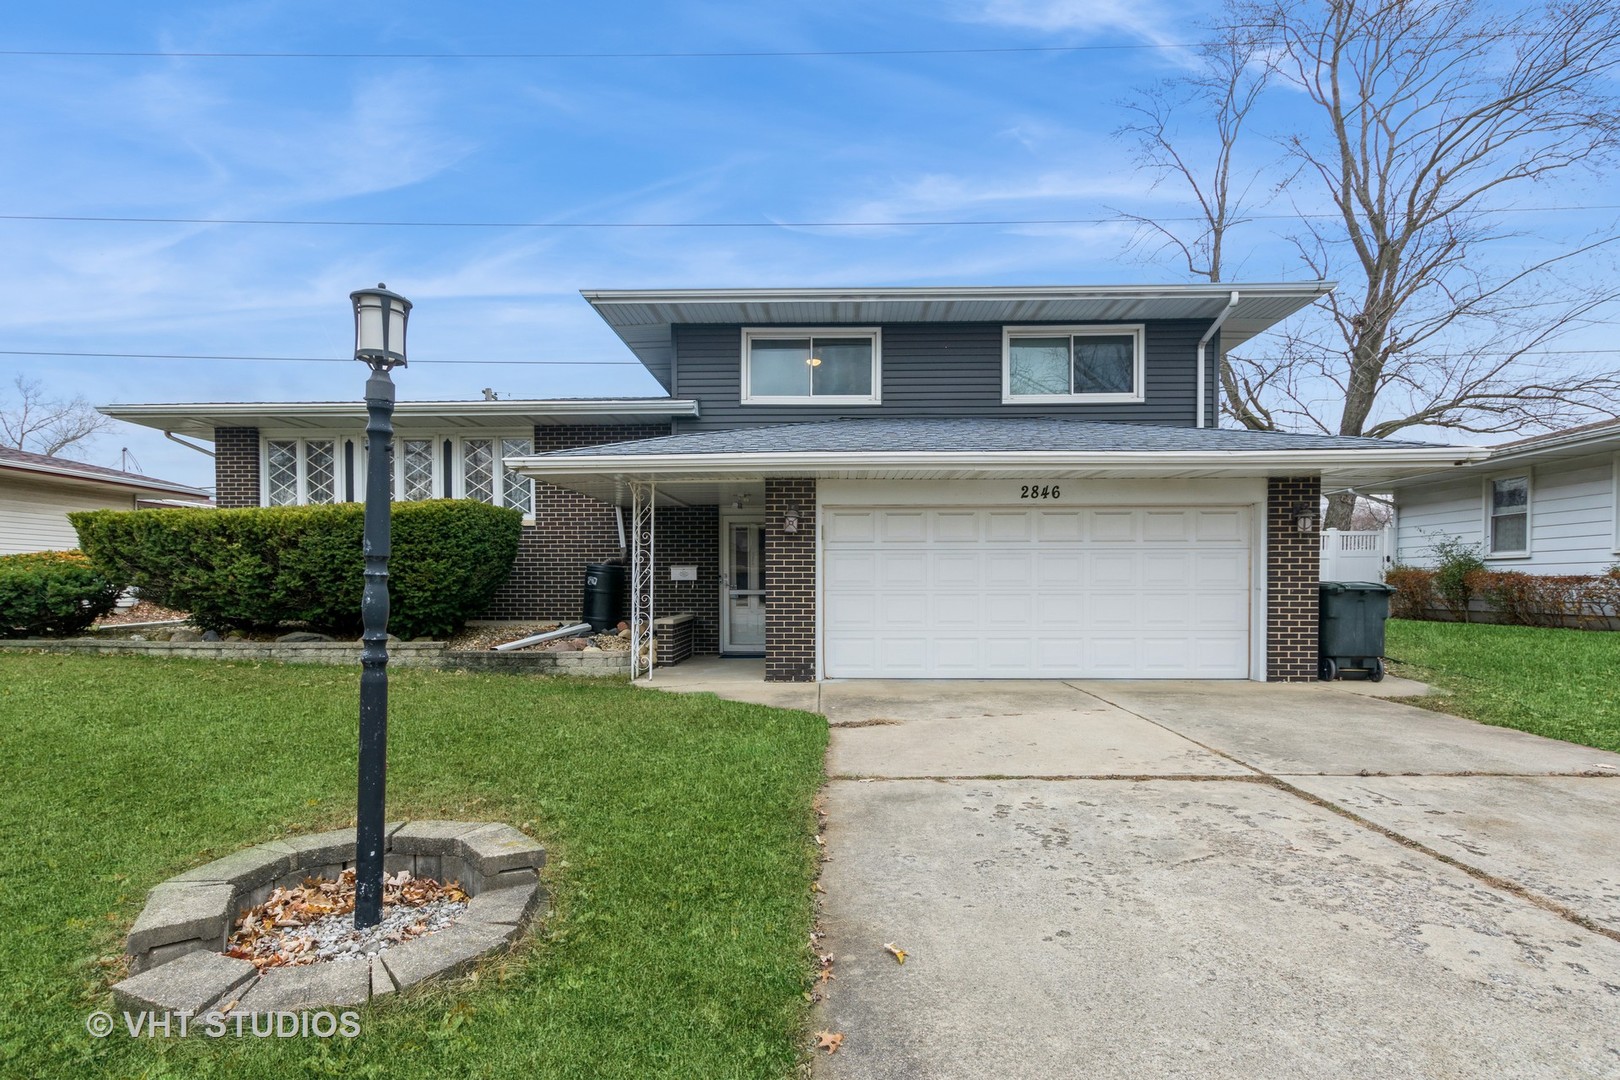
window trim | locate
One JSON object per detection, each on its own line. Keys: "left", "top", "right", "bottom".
{"left": 261, "top": 431, "right": 536, "bottom": 522}
{"left": 1612, "top": 454, "right": 1620, "bottom": 555}
{"left": 1001, "top": 323, "right": 1146, "bottom": 404}
{"left": 261, "top": 436, "right": 340, "bottom": 507}
{"left": 739, "top": 327, "right": 882, "bottom": 405}
{"left": 1483, "top": 471, "right": 1532, "bottom": 559}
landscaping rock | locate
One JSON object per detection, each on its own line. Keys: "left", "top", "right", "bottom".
{"left": 169, "top": 628, "right": 204, "bottom": 642}
{"left": 461, "top": 882, "right": 541, "bottom": 929}
{"left": 171, "top": 839, "right": 297, "bottom": 893}
{"left": 390, "top": 820, "right": 487, "bottom": 857}
{"left": 235, "top": 959, "right": 372, "bottom": 1011}
{"left": 215, "top": 631, "right": 234, "bottom": 641}
{"left": 460, "top": 823, "right": 548, "bottom": 878}
{"left": 112, "top": 949, "right": 257, "bottom": 1014}
{"left": 277, "top": 631, "right": 334, "bottom": 643}
{"left": 378, "top": 924, "right": 508, "bottom": 990}
{"left": 126, "top": 881, "right": 235, "bottom": 955}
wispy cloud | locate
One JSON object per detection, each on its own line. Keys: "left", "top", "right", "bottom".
{"left": 961, "top": 0, "right": 1187, "bottom": 48}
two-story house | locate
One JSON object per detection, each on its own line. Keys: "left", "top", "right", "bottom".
{"left": 103, "top": 283, "right": 1483, "bottom": 683}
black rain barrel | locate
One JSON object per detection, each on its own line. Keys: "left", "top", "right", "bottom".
{"left": 582, "top": 563, "right": 626, "bottom": 632}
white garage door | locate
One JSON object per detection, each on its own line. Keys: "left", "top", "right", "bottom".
{"left": 822, "top": 506, "right": 1252, "bottom": 679}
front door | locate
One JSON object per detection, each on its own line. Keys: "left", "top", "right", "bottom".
{"left": 722, "top": 518, "right": 767, "bottom": 654}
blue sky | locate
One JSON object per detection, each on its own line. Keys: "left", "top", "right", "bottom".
{"left": 3, "top": 1, "right": 1617, "bottom": 489}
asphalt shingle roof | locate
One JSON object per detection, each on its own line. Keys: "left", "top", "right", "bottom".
{"left": 0, "top": 445, "right": 206, "bottom": 492}
{"left": 540, "top": 417, "right": 1442, "bottom": 458}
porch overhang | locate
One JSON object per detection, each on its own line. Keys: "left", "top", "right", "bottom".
{"left": 510, "top": 446, "right": 1491, "bottom": 507}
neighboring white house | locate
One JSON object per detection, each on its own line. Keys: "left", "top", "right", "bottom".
{"left": 0, "top": 446, "right": 212, "bottom": 555}
{"left": 1389, "top": 419, "right": 1620, "bottom": 574}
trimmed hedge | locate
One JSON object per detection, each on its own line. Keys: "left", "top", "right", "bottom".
{"left": 1385, "top": 564, "right": 1620, "bottom": 629}
{"left": 70, "top": 501, "right": 522, "bottom": 639}
{"left": 0, "top": 550, "right": 125, "bottom": 638}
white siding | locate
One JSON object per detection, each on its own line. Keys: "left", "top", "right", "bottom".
{"left": 1395, "top": 452, "right": 1619, "bottom": 574}
{"left": 0, "top": 475, "right": 137, "bottom": 555}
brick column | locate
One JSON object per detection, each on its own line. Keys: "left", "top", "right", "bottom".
{"left": 1266, "top": 476, "right": 1321, "bottom": 682}
{"left": 213, "top": 427, "right": 260, "bottom": 508}
{"left": 764, "top": 478, "right": 816, "bottom": 682}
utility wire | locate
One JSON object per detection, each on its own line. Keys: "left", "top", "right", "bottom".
{"left": 4, "top": 205, "right": 1619, "bottom": 229}
{"left": 0, "top": 349, "right": 641, "bottom": 365}
{"left": 8, "top": 347, "right": 1620, "bottom": 366}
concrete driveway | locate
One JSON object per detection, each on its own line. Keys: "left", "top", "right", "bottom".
{"left": 807, "top": 679, "right": 1620, "bottom": 1079}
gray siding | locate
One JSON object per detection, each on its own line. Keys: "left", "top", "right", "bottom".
{"left": 671, "top": 321, "right": 1212, "bottom": 430}
{"left": 1394, "top": 451, "right": 1620, "bottom": 575}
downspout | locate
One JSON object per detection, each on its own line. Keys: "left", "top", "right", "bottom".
{"left": 1196, "top": 291, "right": 1240, "bottom": 429}
{"left": 164, "top": 431, "right": 215, "bottom": 457}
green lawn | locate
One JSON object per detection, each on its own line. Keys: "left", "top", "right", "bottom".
{"left": 1385, "top": 619, "right": 1620, "bottom": 753}
{"left": 0, "top": 655, "right": 827, "bottom": 1080}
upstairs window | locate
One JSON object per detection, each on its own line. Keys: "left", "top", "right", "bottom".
{"left": 1003, "top": 325, "right": 1145, "bottom": 402}
{"left": 1487, "top": 475, "right": 1530, "bottom": 556}
{"left": 741, "top": 328, "right": 880, "bottom": 404}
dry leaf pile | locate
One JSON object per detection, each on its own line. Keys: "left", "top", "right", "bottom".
{"left": 226, "top": 868, "right": 468, "bottom": 971}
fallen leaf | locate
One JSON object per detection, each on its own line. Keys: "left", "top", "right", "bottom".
{"left": 811, "top": 882, "right": 825, "bottom": 893}
{"left": 815, "top": 1031, "right": 844, "bottom": 1055}
{"left": 882, "top": 942, "right": 907, "bottom": 964}
{"left": 818, "top": 967, "right": 835, "bottom": 983}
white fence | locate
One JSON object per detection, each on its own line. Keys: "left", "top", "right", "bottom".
{"left": 1320, "top": 528, "right": 1391, "bottom": 582}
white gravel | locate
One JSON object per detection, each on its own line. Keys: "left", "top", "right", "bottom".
{"left": 279, "top": 897, "right": 469, "bottom": 964}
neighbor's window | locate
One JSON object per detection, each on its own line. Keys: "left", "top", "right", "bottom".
{"left": 265, "top": 438, "right": 338, "bottom": 506}
{"left": 742, "top": 329, "right": 880, "bottom": 403}
{"left": 1004, "top": 325, "right": 1144, "bottom": 401}
{"left": 1488, "top": 475, "right": 1529, "bottom": 555}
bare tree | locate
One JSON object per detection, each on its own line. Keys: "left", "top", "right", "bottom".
{"left": 1120, "top": 0, "right": 1620, "bottom": 527}
{"left": 0, "top": 375, "right": 114, "bottom": 458}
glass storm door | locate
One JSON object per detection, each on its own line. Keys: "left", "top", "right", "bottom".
{"left": 724, "top": 521, "right": 767, "bottom": 653}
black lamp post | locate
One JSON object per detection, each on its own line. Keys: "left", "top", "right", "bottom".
{"left": 350, "top": 283, "right": 411, "bottom": 929}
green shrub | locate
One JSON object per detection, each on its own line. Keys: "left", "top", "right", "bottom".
{"left": 1429, "top": 535, "right": 1486, "bottom": 618}
{"left": 70, "top": 501, "right": 522, "bottom": 639}
{"left": 0, "top": 550, "right": 125, "bottom": 638}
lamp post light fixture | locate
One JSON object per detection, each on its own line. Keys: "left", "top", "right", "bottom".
{"left": 350, "top": 283, "right": 410, "bottom": 930}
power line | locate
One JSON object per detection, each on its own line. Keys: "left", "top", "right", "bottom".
{"left": 0, "top": 43, "right": 1192, "bottom": 60}
{"left": 3, "top": 205, "right": 1620, "bottom": 230}
{"left": 0, "top": 349, "right": 641, "bottom": 365}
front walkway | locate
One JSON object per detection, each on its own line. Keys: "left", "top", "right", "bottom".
{"left": 649, "top": 672, "right": 1620, "bottom": 1077}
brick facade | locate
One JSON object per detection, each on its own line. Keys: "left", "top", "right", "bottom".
{"left": 214, "top": 427, "right": 260, "bottom": 508}
{"left": 763, "top": 478, "right": 817, "bottom": 682}
{"left": 1266, "top": 475, "right": 1322, "bottom": 682}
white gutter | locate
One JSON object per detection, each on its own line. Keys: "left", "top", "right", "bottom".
{"left": 510, "top": 445, "right": 1488, "bottom": 478}
{"left": 1196, "top": 291, "right": 1240, "bottom": 429}
{"left": 581, "top": 282, "right": 1333, "bottom": 305}
{"left": 101, "top": 398, "right": 702, "bottom": 421}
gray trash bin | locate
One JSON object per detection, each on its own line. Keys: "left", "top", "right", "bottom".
{"left": 1318, "top": 581, "right": 1396, "bottom": 682}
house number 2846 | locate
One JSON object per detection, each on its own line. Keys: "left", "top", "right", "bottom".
{"left": 1019, "top": 484, "right": 1061, "bottom": 500}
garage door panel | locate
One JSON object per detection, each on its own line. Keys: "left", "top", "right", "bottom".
{"left": 986, "top": 512, "right": 1032, "bottom": 542}
{"left": 1035, "top": 550, "right": 1083, "bottom": 584}
{"left": 1091, "top": 553, "right": 1138, "bottom": 586}
{"left": 932, "top": 511, "right": 979, "bottom": 542}
{"left": 933, "top": 554, "right": 980, "bottom": 587}
{"left": 823, "top": 504, "right": 1251, "bottom": 679}
{"left": 1036, "top": 511, "right": 1083, "bottom": 541}
{"left": 1088, "top": 510, "right": 1137, "bottom": 541}
{"left": 825, "top": 510, "right": 875, "bottom": 543}
{"left": 984, "top": 593, "right": 1033, "bottom": 627}
{"left": 880, "top": 511, "right": 927, "bottom": 541}
{"left": 1143, "top": 510, "right": 1192, "bottom": 542}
